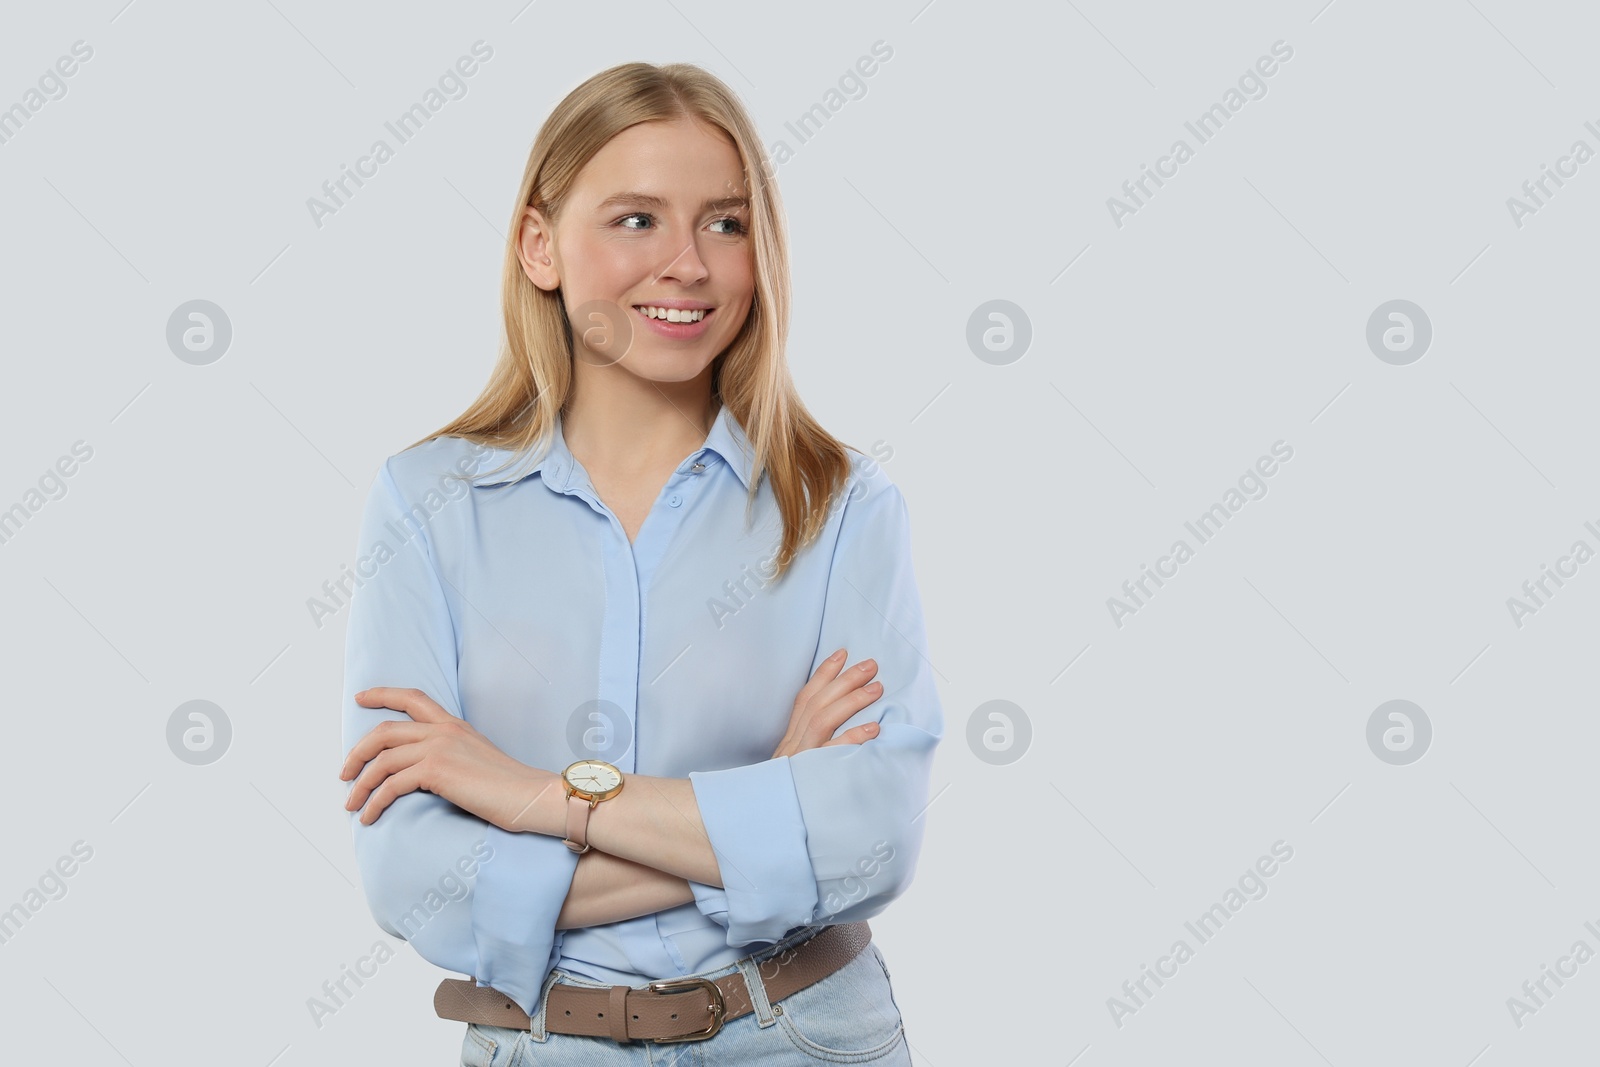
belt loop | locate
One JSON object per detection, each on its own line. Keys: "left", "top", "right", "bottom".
{"left": 735, "top": 956, "right": 778, "bottom": 1028}
{"left": 529, "top": 969, "right": 562, "bottom": 1043}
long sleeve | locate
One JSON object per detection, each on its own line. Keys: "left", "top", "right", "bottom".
{"left": 686, "top": 462, "right": 944, "bottom": 946}
{"left": 341, "top": 456, "right": 579, "bottom": 1017}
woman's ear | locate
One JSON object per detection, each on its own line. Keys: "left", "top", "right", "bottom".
{"left": 517, "top": 206, "right": 559, "bottom": 290}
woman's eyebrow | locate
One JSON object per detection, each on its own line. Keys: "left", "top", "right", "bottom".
{"left": 595, "top": 191, "right": 750, "bottom": 213}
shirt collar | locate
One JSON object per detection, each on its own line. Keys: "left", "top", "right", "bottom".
{"left": 467, "top": 402, "right": 756, "bottom": 491}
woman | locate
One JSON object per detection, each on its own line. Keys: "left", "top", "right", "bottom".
{"left": 337, "top": 61, "right": 941, "bottom": 1065}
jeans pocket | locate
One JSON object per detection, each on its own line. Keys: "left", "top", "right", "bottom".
{"left": 774, "top": 943, "right": 906, "bottom": 1063}
{"left": 461, "top": 1022, "right": 522, "bottom": 1067}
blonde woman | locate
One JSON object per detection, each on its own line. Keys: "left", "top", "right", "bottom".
{"left": 337, "top": 61, "right": 941, "bottom": 1065}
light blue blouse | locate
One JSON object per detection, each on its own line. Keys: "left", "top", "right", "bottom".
{"left": 340, "top": 401, "right": 943, "bottom": 1017}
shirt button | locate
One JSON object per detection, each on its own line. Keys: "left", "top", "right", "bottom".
{"left": 668, "top": 494, "right": 682, "bottom": 507}
{"left": 690, "top": 462, "right": 706, "bottom": 473}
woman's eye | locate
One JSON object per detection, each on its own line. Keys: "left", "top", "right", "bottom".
{"left": 616, "top": 213, "right": 746, "bottom": 235}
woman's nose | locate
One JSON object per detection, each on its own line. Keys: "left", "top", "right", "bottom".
{"left": 654, "top": 239, "right": 710, "bottom": 284}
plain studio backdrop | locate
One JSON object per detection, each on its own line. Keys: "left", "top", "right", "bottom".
{"left": 2, "top": 1, "right": 1599, "bottom": 1064}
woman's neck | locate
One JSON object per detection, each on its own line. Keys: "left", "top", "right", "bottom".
{"left": 561, "top": 370, "right": 719, "bottom": 479}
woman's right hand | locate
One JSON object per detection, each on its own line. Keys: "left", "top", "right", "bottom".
{"left": 771, "top": 649, "right": 883, "bottom": 758}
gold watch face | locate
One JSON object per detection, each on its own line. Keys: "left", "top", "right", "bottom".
{"left": 563, "top": 758, "right": 623, "bottom": 800}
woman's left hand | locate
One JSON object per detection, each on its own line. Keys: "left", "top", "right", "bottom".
{"left": 339, "top": 687, "right": 557, "bottom": 832}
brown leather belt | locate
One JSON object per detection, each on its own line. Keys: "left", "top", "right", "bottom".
{"left": 434, "top": 921, "right": 870, "bottom": 1043}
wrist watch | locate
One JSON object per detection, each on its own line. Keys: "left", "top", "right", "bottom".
{"left": 560, "top": 758, "right": 624, "bottom": 854}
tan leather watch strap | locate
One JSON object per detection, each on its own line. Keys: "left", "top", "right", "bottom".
{"left": 562, "top": 792, "right": 594, "bottom": 853}
{"left": 434, "top": 921, "right": 872, "bottom": 1042}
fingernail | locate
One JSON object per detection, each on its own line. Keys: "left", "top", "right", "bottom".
{"left": 831, "top": 649, "right": 845, "bottom": 661}
{"left": 858, "top": 661, "right": 874, "bottom": 672}
{"left": 865, "top": 723, "right": 879, "bottom": 734}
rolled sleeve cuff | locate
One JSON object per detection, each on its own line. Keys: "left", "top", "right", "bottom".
{"left": 688, "top": 880, "right": 731, "bottom": 927}
{"left": 688, "top": 757, "right": 817, "bottom": 946}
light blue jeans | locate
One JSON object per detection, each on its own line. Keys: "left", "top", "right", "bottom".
{"left": 459, "top": 926, "right": 911, "bottom": 1065}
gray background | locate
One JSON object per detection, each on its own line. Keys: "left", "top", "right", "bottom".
{"left": 2, "top": 0, "right": 1596, "bottom": 1064}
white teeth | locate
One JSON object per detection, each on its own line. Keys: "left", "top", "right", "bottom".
{"left": 636, "top": 305, "right": 707, "bottom": 323}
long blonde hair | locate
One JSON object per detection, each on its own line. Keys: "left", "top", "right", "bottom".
{"left": 407, "top": 61, "right": 853, "bottom": 580}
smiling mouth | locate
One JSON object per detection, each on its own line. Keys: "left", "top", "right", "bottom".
{"left": 633, "top": 305, "right": 713, "bottom": 323}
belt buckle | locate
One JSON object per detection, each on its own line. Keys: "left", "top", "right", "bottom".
{"left": 645, "top": 977, "right": 725, "bottom": 1042}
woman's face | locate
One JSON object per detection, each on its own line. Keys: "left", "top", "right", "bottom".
{"left": 521, "top": 116, "right": 755, "bottom": 384}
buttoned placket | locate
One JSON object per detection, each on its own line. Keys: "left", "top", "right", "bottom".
{"left": 552, "top": 448, "right": 716, "bottom": 975}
